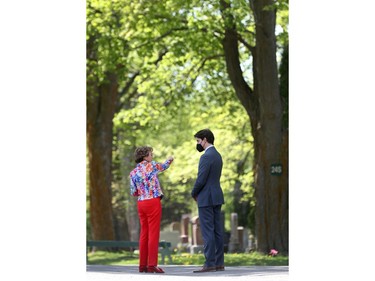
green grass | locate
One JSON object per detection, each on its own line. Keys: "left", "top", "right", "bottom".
{"left": 87, "top": 250, "right": 288, "bottom": 266}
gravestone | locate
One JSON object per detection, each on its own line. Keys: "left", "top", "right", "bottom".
{"left": 170, "top": 221, "right": 180, "bottom": 232}
{"left": 238, "top": 226, "right": 244, "bottom": 252}
{"left": 246, "top": 230, "right": 256, "bottom": 252}
{"left": 237, "top": 226, "right": 249, "bottom": 252}
{"left": 190, "top": 216, "right": 204, "bottom": 254}
{"left": 180, "top": 214, "right": 190, "bottom": 243}
{"left": 228, "top": 213, "right": 240, "bottom": 253}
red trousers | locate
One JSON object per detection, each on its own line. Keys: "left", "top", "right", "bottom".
{"left": 137, "top": 197, "right": 162, "bottom": 267}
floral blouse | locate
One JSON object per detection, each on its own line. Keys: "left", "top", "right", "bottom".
{"left": 129, "top": 159, "right": 172, "bottom": 201}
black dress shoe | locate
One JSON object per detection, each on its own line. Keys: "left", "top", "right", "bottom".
{"left": 216, "top": 266, "right": 225, "bottom": 271}
{"left": 193, "top": 266, "right": 216, "bottom": 273}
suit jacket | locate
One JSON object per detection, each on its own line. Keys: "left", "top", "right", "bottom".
{"left": 191, "top": 146, "right": 224, "bottom": 207}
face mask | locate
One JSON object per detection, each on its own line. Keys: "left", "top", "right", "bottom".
{"left": 196, "top": 143, "right": 204, "bottom": 152}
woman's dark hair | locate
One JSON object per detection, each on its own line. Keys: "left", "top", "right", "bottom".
{"left": 134, "top": 146, "right": 153, "bottom": 163}
{"left": 194, "top": 129, "right": 215, "bottom": 144}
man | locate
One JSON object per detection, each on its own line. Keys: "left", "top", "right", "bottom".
{"left": 191, "top": 129, "right": 225, "bottom": 273}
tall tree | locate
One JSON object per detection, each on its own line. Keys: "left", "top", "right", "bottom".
{"left": 220, "top": 0, "right": 288, "bottom": 253}
{"left": 86, "top": 0, "right": 174, "bottom": 240}
{"left": 86, "top": 0, "right": 131, "bottom": 240}
{"left": 86, "top": 69, "right": 117, "bottom": 240}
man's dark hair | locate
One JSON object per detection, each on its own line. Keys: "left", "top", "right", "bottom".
{"left": 194, "top": 129, "right": 215, "bottom": 144}
{"left": 134, "top": 146, "right": 153, "bottom": 163}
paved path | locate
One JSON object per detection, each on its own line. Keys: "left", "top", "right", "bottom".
{"left": 87, "top": 265, "right": 289, "bottom": 281}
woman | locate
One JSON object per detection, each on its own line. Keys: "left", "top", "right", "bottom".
{"left": 129, "top": 146, "right": 174, "bottom": 273}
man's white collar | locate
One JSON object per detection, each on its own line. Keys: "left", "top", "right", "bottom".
{"left": 205, "top": 144, "right": 214, "bottom": 151}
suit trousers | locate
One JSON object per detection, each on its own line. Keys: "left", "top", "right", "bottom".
{"left": 198, "top": 204, "right": 224, "bottom": 267}
{"left": 137, "top": 197, "right": 162, "bottom": 267}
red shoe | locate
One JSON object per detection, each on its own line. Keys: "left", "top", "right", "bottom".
{"left": 139, "top": 266, "right": 147, "bottom": 273}
{"left": 147, "top": 266, "right": 165, "bottom": 273}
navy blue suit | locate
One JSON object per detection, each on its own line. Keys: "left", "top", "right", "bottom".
{"left": 191, "top": 146, "right": 224, "bottom": 268}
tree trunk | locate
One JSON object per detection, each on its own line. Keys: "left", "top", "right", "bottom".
{"left": 86, "top": 72, "right": 118, "bottom": 240}
{"left": 221, "top": 0, "right": 288, "bottom": 254}
{"left": 252, "top": 0, "right": 288, "bottom": 254}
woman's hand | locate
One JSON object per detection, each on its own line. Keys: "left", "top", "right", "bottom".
{"left": 167, "top": 156, "right": 174, "bottom": 163}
